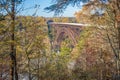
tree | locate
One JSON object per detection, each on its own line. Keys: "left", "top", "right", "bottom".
{"left": 0, "top": 0, "right": 25, "bottom": 80}
{"left": 15, "top": 16, "right": 50, "bottom": 80}
{"left": 45, "top": 0, "right": 120, "bottom": 78}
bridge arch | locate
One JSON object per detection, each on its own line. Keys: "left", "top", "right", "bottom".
{"left": 47, "top": 20, "right": 86, "bottom": 52}
{"left": 55, "top": 27, "right": 77, "bottom": 46}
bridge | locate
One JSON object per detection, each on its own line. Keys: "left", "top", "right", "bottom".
{"left": 47, "top": 20, "right": 88, "bottom": 53}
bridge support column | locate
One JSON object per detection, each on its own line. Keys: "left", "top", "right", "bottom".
{"left": 54, "top": 45, "right": 61, "bottom": 53}
{"left": 47, "top": 20, "right": 54, "bottom": 53}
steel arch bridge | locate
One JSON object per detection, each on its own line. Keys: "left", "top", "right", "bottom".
{"left": 47, "top": 20, "right": 88, "bottom": 53}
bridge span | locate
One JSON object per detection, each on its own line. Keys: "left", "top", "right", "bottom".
{"left": 47, "top": 20, "right": 88, "bottom": 52}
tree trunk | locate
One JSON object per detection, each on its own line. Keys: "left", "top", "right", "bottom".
{"left": 114, "top": 0, "right": 120, "bottom": 77}
{"left": 117, "top": 21, "right": 120, "bottom": 78}
{"left": 10, "top": 0, "right": 18, "bottom": 80}
{"left": 28, "top": 58, "right": 32, "bottom": 80}
{"left": 37, "top": 52, "right": 40, "bottom": 80}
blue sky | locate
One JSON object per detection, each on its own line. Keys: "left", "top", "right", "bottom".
{"left": 20, "top": 0, "right": 81, "bottom": 17}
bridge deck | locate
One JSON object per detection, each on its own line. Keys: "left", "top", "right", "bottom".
{"left": 49, "top": 22, "right": 89, "bottom": 26}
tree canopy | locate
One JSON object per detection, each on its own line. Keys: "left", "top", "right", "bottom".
{"left": 45, "top": 0, "right": 110, "bottom": 15}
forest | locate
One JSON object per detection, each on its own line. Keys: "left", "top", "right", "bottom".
{"left": 0, "top": 0, "right": 120, "bottom": 80}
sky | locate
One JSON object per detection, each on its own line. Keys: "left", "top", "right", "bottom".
{"left": 19, "top": 0, "right": 82, "bottom": 17}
